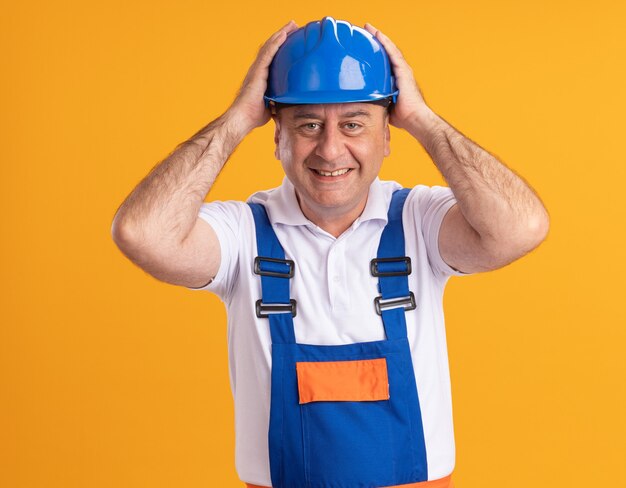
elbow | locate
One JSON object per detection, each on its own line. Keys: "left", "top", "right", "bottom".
{"left": 509, "top": 210, "right": 551, "bottom": 258}
{"left": 111, "top": 215, "right": 140, "bottom": 253}
{"left": 479, "top": 210, "right": 550, "bottom": 269}
{"left": 527, "top": 207, "right": 551, "bottom": 249}
{"left": 111, "top": 216, "right": 127, "bottom": 245}
{"left": 501, "top": 208, "right": 551, "bottom": 253}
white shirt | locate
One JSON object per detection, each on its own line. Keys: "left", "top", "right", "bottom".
{"left": 188, "top": 177, "right": 472, "bottom": 485}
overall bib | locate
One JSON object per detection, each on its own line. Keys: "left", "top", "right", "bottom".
{"left": 247, "top": 188, "right": 444, "bottom": 488}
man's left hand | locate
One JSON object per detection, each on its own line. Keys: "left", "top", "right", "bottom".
{"left": 364, "top": 23, "right": 432, "bottom": 132}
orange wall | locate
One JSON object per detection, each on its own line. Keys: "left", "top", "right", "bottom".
{"left": 1, "top": 1, "right": 625, "bottom": 487}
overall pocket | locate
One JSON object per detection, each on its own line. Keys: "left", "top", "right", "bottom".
{"left": 297, "top": 357, "right": 412, "bottom": 487}
{"left": 297, "top": 357, "right": 390, "bottom": 404}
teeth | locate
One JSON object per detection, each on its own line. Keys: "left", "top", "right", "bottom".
{"left": 316, "top": 168, "right": 350, "bottom": 177}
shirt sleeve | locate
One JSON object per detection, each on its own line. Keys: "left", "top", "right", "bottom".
{"left": 185, "top": 200, "right": 245, "bottom": 302}
{"left": 412, "top": 185, "right": 475, "bottom": 279}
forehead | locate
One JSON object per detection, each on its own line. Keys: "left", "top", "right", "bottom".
{"left": 279, "top": 102, "right": 386, "bottom": 120}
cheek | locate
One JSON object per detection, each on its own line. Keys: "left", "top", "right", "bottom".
{"left": 278, "top": 142, "right": 306, "bottom": 178}
{"left": 351, "top": 139, "right": 384, "bottom": 166}
{"left": 284, "top": 139, "right": 316, "bottom": 166}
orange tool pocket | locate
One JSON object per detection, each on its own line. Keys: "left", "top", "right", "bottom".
{"left": 296, "top": 357, "right": 390, "bottom": 404}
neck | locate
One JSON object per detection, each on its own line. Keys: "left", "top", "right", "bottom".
{"left": 296, "top": 192, "right": 368, "bottom": 238}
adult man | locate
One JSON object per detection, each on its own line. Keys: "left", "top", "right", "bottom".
{"left": 112, "top": 16, "right": 549, "bottom": 488}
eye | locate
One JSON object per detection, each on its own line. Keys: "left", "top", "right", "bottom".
{"left": 344, "top": 122, "right": 361, "bottom": 130}
{"left": 302, "top": 122, "right": 321, "bottom": 131}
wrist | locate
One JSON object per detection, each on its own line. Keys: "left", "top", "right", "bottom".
{"left": 404, "top": 105, "right": 442, "bottom": 148}
{"left": 221, "top": 108, "right": 255, "bottom": 141}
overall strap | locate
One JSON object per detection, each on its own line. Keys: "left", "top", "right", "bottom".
{"left": 248, "top": 202, "right": 297, "bottom": 345}
{"left": 371, "top": 188, "right": 416, "bottom": 341}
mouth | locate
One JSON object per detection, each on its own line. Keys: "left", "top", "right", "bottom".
{"left": 310, "top": 168, "right": 354, "bottom": 178}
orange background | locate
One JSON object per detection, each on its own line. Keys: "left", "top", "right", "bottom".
{"left": 2, "top": 1, "right": 625, "bottom": 487}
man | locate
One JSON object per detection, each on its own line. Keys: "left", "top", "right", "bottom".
{"left": 111, "top": 16, "right": 549, "bottom": 488}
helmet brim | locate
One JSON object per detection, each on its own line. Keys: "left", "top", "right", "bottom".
{"left": 264, "top": 90, "right": 398, "bottom": 106}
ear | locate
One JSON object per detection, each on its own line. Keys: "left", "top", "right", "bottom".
{"left": 383, "top": 117, "right": 391, "bottom": 157}
{"left": 272, "top": 114, "right": 281, "bottom": 160}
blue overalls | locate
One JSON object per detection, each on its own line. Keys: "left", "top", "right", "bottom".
{"left": 248, "top": 188, "right": 428, "bottom": 488}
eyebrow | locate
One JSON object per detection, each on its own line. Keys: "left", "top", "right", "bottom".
{"left": 292, "top": 110, "right": 372, "bottom": 120}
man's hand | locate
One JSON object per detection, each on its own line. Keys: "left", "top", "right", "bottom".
{"left": 365, "top": 24, "right": 550, "bottom": 275}
{"left": 112, "top": 20, "right": 297, "bottom": 289}
{"left": 364, "top": 23, "right": 432, "bottom": 132}
{"left": 228, "top": 20, "right": 299, "bottom": 134}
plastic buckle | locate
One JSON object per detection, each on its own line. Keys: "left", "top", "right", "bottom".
{"left": 370, "top": 257, "right": 412, "bottom": 277}
{"left": 254, "top": 256, "right": 295, "bottom": 278}
{"left": 374, "top": 292, "right": 416, "bottom": 315}
{"left": 255, "top": 299, "right": 297, "bottom": 318}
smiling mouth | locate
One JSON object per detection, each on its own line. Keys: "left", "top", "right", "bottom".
{"left": 311, "top": 168, "right": 353, "bottom": 177}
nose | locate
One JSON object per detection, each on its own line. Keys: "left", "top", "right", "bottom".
{"left": 314, "top": 125, "right": 345, "bottom": 162}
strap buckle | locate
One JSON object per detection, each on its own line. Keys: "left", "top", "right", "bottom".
{"left": 255, "top": 299, "right": 298, "bottom": 318}
{"left": 254, "top": 256, "right": 295, "bottom": 278}
{"left": 374, "top": 292, "right": 416, "bottom": 315}
{"left": 370, "top": 257, "right": 412, "bottom": 277}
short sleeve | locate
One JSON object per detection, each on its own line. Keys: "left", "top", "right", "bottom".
{"left": 411, "top": 185, "right": 474, "bottom": 279}
{"left": 185, "top": 200, "right": 246, "bottom": 301}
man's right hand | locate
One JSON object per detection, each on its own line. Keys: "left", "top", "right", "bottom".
{"left": 228, "top": 20, "right": 299, "bottom": 134}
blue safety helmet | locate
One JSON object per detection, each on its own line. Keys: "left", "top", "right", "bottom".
{"left": 264, "top": 16, "right": 398, "bottom": 107}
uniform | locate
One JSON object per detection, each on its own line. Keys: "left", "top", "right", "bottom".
{"left": 188, "top": 177, "right": 472, "bottom": 487}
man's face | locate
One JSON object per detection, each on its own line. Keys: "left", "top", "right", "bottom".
{"left": 272, "top": 102, "right": 390, "bottom": 222}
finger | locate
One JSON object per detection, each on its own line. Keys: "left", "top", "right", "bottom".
{"left": 256, "top": 20, "right": 298, "bottom": 65}
{"left": 244, "top": 20, "right": 298, "bottom": 87}
{"left": 264, "top": 20, "right": 298, "bottom": 48}
{"left": 364, "top": 23, "right": 407, "bottom": 69}
{"left": 364, "top": 23, "right": 396, "bottom": 50}
{"left": 363, "top": 23, "right": 377, "bottom": 36}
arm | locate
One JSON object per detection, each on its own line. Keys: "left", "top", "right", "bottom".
{"left": 111, "top": 20, "right": 298, "bottom": 288}
{"left": 365, "top": 23, "right": 550, "bottom": 274}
